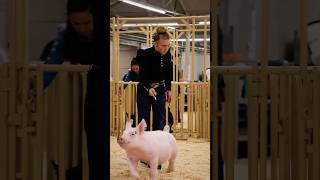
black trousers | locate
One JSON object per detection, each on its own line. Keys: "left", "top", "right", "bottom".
{"left": 137, "top": 84, "right": 166, "bottom": 131}
{"left": 84, "top": 70, "right": 108, "bottom": 180}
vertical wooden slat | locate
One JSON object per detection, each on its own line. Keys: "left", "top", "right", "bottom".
{"left": 171, "top": 83, "right": 176, "bottom": 133}
{"left": 81, "top": 72, "right": 89, "bottom": 180}
{"left": 260, "top": 0, "right": 269, "bottom": 176}
{"left": 279, "top": 75, "right": 291, "bottom": 180}
{"left": 127, "top": 82, "right": 131, "bottom": 122}
{"left": 210, "top": 3, "right": 219, "bottom": 178}
{"left": 306, "top": 75, "right": 313, "bottom": 180}
{"left": 36, "top": 70, "right": 44, "bottom": 180}
{"left": 201, "top": 84, "right": 206, "bottom": 138}
{"left": 259, "top": 73, "right": 268, "bottom": 180}
{"left": 8, "top": 63, "right": 17, "bottom": 180}
{"left": 195, "top": 85, "right": 200, "bottom": 137}
{"left": 203, "top": 17, "right": 208, "bottom": 82}
{"left": 312, "top": 73, "right": 320, "bottom": 180}
{"left": 224, "top": 75, "right": 236, "bottom": 180}
{"left": 270, "top": 75, "right": 279, "bottom": 180}
{"left": 207, "top": 83, "right": 210, "bottom": 140}
{"left": 116, "top": 82, "right": 120, "bottom": 135}
{"left": 72, "top": 73, "right": 80, "bottom": 166}
{"left": 291, "top": 75, "right": 298, "bottom": 180}
{"left": 116, "top": 18, "right": 120, "bottom": 81}
{"left": 189, "top": 17, "right": 196, "bottom": 138}
{"left": 180, "top": 83, "right": 185, "bottom": 138}
{"left": 200, "top": 84, "right": 203, "bottom": 138}
{"left": 21, "top": 66, "right": 31, "bottom": 180}
{"left": 234, "top": 78, "right": 239, "bottom": 162}
{"left": 292, "top": 75, "right": 306, "bottom": 180}
{"left": 298, "top": 75, "right": 306, "bottom": 180}
{"left": 187, "top": 84, "right": 191, "bottom": 136}
{"left": 248, "top": 74, "right": 259, "bottom": 180}
{"left": 287, "top": 75, "right": 293, "bottom": 180}
{"left": 120, "top": 83, "right": 125, "bottom": 133}
{"left": 58, "top": 72, "right": 68, "bottom": 180}
{"left": 175, "top": 30, "right": 179, "bottom": 82}
{"left": 0, "top": 64, "right": 9, "bottom": 180}
{"left": 212, "top": 73, "right": 219, "bottom": 180}
{"left": 135, "top": 83, "right": 138, "bottom": 126}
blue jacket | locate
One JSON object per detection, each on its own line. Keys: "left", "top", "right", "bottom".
{"left": 123, "top": 70, "right": 139, "bottom": 82}
{"left": 43, "top": 29, "right": 94, "bottom": 88}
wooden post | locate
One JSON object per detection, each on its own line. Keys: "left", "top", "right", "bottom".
{"left": 211, "top": 0, "right": 219, "bottom": 179}
{"left": 292, "top": 75, "right": 307, "bottom": 180}
{"left": 135, "top": 83, "right": 139, "bottom": 127}
{"left": 0, "top": 64, "right": 9, "bottom": 180}
{"left": 180, "top": 83, "right": 185, "bottom": 138}
{"left": 248, "top": 75, "right": 259, "bottom": 180}
{"left": 260, "top": 0, "right": 269, "bottom": 178}
{"left": 206, "top": 82, "right": 210, "bottom": 140}
{"left": 270, "top": 75, "right": 279, "bottom": 180}
{"left": 224, "top": 75, "right": 237, "bottom": 180}
{"left": 203, "top": 17, "right": 208, "bottom": 82}
{"left": 72, "top": 73, "right": 80, "bottom": 166}
{"left": 58, "top": 72, "right": 68, "bottom": 180}
{"left": 81, "top": 72, "right": 89, "bottom": 180}
{"left": 35, "top": 70, "right": 44, "bottom": 180}
{"left": 110, "top": 81, "right": 114, "bottom": 135}
{"left": 279, "top": 75, "right": 291, "bottom": 180}
{"left": 312, "top": 72, "right": 320, "bottom": 180}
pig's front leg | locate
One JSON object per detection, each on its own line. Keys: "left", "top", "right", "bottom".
{"left": 149, "top": 158, "right": 159, "bottom": 180}
{"left": 127, "top": 156, "right": 140, "bottom": 179}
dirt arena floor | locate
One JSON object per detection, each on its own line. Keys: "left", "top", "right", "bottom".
{"left": 110, "top": 136, "right": 210, "bottom": 180}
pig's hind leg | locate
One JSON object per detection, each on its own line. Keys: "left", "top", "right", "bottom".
{"left": 127, "top": 156, "right": 140, "bottom": 179}
{"left": 167, "top": 153, "right": 176, "bottom": 172}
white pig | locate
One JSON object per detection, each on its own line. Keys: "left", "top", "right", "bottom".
{"left": 117, "top": 119, "right": 178, "bottom": 180}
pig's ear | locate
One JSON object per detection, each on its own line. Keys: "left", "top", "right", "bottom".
{"left": 126, "top": 119, "right": 133, "bottom": 129}
{"left": 137, "top": 119, "right": 147, "bottom": 134}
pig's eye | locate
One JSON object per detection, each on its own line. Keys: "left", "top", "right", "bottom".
{"left": 130, "top": 131, "right": 137, "bottom": 136}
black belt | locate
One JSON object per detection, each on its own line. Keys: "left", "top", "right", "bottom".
{"left": 149, "top": 80, "right": 165, "bottom": 88}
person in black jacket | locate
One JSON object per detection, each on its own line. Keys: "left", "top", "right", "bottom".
{"left": 135, "top": 26, "right": 173, "bottom": 131}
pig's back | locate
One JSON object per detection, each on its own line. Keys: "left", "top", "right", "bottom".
{"left": 145, "top": 131, "right": 177, "bottom": 163}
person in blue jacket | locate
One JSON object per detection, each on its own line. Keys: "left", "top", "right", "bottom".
{"left": 122, "top": 57, "right": 140, "bottom": 82}
{"left": 41, "top": 1, "right": 108, "bottom": 180}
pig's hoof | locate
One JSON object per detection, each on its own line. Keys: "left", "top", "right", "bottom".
{"left": 132, "top": 175, "right": 140, "bottom": 180}
{"left": 141, "top": 161, "right": 149, "bottom": 167}
{"left": 167, "top": 166, "right": 174, "bottom": 172}
{"left": 131, "top": 172, "right": 140, "bottom": 179}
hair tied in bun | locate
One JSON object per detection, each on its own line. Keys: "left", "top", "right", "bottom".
{"left": 157, "top": 26, "right": 167, "bottom": 34}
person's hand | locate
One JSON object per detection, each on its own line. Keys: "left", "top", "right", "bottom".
{"left": 149, "top": 88, "right": 157, "bottom": 97}
{"left": 166, "top": 90, "right": 171, "bottom": 103}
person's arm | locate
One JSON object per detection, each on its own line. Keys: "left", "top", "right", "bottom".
{"left": 43, "top": 30, "right": 65, "bottom": 88}
{"left": 136, "top": 49, "right": 151, "bottom": 91}
{"left": 123, "top": 70, "right": 132, "bottom": 82}
{"left": 122, "top": 70, "right": 132, "bottom": 89}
